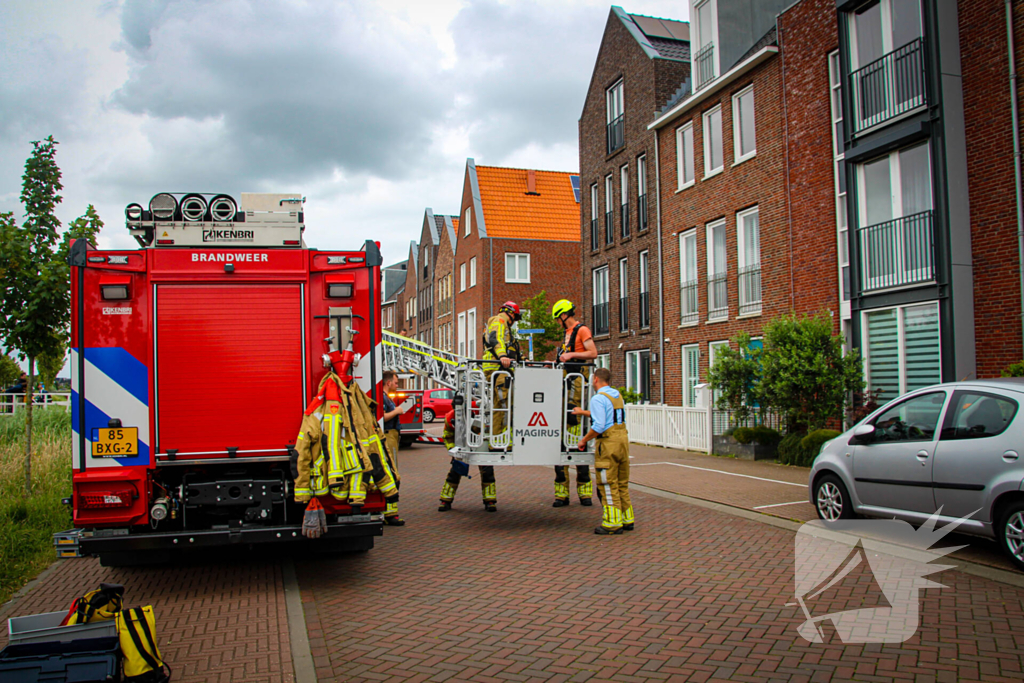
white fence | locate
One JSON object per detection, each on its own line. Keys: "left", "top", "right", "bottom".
{"left": 0, "top": 392, "right": 71, "bottom": 415}
{"left": 625, "top": 404, "right": 712, "bottom": 453}
{"left": 712, "top": 409, "right": 786, "bottom": 436}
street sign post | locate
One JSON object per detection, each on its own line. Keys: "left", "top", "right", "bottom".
{"left": 517, "top": 328, "right": 546, "bottom": 361}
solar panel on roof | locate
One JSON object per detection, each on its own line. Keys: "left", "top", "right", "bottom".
{"left": 570, "top": 175, "right": 581, "bottom": 203}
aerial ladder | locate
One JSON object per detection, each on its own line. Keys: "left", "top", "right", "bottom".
{"left": 381, "top": 331, "right": 594, "bottom": 468}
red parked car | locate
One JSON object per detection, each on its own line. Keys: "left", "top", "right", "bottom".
{"left": 421, "top": 388, "right": 456, "bottom": 423}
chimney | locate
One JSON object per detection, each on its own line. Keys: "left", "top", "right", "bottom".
{"left": 526, "top": 170, "right": 539, "bottom": 195}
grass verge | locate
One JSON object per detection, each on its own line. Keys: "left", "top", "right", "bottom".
{"left": 0, "top": 409, "right": 72, "bottom": 606}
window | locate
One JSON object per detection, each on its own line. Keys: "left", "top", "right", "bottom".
{"left": 941, "top": 391, "right": 1018, "bottom": 440}
{"left": 829, "top": 51, "right": 850, "bottom": 303}
{"left": 679, "top": 229, "right": 698, "bottom": 325}
{"left": 682, "top": 344, "right": 700, "bottom": 407}
{"left": 619, "top": 258, "right": 629, "bottom": 332}
{"left": 593, "top": 266, "right": 610, "bottom": 335}
{"left": 464, "top": 207, "right": 471, "bottom": 236}
{"left": 737, "top": 207, "right": 761, "bottom": 316}
{"left": 460, "top": 263, "right": 466, "bottom": 292}
{"left": 732, "top": 85, "right": 756, "bottom": 162}
{"left": 607, "top": 79, "right": 625, "bottom": 154}
{"left": 505, "top": 253, "right": 529, "bottom": 283}
{"left": 637, "top": 154, "right": 648, "bottom": 232}
{"left": 595, "top": 354, "right": 611, "bottom": 370}
{"left": 470, "top": 256, "right": 477, "bottom": 287}
{"left": 620, "top": 164, "right": 630, "bottom": 239}
{"left": 857, "top": 142, "right": 933, "bottom": 291}
{"left": 694, "top": 0, "right": 718, "bottom": 88}
{"left": 625, "top": 350, "right": 650, "bottom": 402}
{"left": 703, "top": 105, "right": 724, "bottom": 176}
{"left": 868, "top": 391, "right": 946, "bottom": 443}
{"left": 676, "top": 122, "right": 695, "bottom": 189}
{"left": 590, "top": 184, "right": 599, "bottom": 251}
{"left": 605, "top": 175, "right": 614, "bottom": 245}
{"left": 639, "top": 250, "right": 650, "bottom": 328}
{"left": 863, "top": 302, "right": 940, "bottom": 402}
{"left": 706, "top": 219, "right": 727, "bottom": 319}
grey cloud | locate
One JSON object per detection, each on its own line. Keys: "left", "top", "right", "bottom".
{"left": 107, "top": 0, "right": 450, "bottom": 189}
{"left": 0, "top": 34, "right": 89, "bottom": 140}
{"left": 449, "top": 0, "right": 604, "bottom": 163}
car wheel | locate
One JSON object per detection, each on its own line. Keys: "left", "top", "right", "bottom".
{"left": 998, "top": 502, "right": 1024, "bottom": 571}
{"left": 423, "top": 408, "right": 435, "bottom": 423}
{"left": 814, "top": 474, "right": 854, "bottom": 522}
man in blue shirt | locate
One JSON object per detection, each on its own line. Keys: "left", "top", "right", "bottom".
{"left": 573, "top": 368, "right": 634, "bottom": 535}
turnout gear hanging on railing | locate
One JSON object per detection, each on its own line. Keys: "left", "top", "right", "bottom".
{"left": 438, "top": 411, "right": 497, "bottom": 511}
{"left": 293, "top": 372, "right": 365, "bottom": 505}
{"left": 344, "top": 381, "right": 401, "bottom": 509}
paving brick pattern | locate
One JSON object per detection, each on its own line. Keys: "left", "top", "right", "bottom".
{"left": 299, "top": 446, "right": 1024, "bottom": 682}
{"left": 0, "top": 551, "right": 293, "bottom": 682}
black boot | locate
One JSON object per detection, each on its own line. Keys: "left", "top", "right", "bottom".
{"left": 552, "top": 499, "right": 569, "bottom": 508}
{"left": 579, "top": 498, "right": 593, "bottom": 507}
{"left": 594, "top": 526, "right": 623, "bottom": 535}
{"left": 484, "top": 502, "right": 497, "bottom": 512}
{"left": 438, "top": 501, "right": 452, "bottom": 512}
{"left": 622, "top": 523, "right": 634, "bottom": 531}
{"left": 385, "top": 516, "right": 406, "bottom": 526}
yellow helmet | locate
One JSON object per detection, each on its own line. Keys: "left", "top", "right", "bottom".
{"left": 552, "top": 299, "right": 575, "bottom": 318}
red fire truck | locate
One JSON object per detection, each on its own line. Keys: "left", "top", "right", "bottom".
{"left": 68, "top": 192, "right": 387, "bottom": 566}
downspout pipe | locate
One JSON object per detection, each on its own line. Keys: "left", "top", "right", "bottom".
{"left": 654, "top": 132, "right": 665, "bottom": 405}
{"left": 1008, "top": 0, "right": 1024, "bottom": 352}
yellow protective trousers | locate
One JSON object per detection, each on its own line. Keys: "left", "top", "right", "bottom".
{"left": 595, "top": 423, "right": 632, "bottom": 529}
{"left": 553, "top": 465, "right": 592, "bottom": 501}
{"left": 440, "top": 464, "right": 496, "bottom": 503}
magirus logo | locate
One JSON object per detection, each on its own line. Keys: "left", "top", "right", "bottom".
{"left": 790, "top": 509, "right": 974, "bottom": 644}
{"left": 527, "top": 412, "right": 548, "bottom": 427}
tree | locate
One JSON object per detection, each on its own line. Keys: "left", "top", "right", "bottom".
{"left": 518, "top": 290, "right": 564, "bottom": 361}
{"left": 37, "top": 341, "right": 66, "bottom": 390}
{"left": 758, "top": 313, "right": 864, "bottom": 432}
{"left": 0, "top": 354, "right": 20, "bottom": 390}
{"left": 707, "top": 332, "right": 762, "bottom": 423}
{"left": 0, "top": 138, "right": 101, "bottom": 497}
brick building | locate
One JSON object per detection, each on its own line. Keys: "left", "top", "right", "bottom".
{"left": 453, "top": 160, "right": 582, "bottom": 359}
{"left": 433, "top": 212, "right": 459, "bottom": 353}
{"left": 579, "top": 6, "right": 692, "bottom": 402}
{"left": 381, "top": 259, "right": 407, "bottom": 333}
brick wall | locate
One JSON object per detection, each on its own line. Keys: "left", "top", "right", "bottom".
{"left": 434, "top": 217, "right": 456, "bottom": 352}
{"left": 960, "top": 0, "right": 1024, "bottom": 377}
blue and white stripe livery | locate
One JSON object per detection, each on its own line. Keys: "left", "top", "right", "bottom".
{"left": 71, "top": 347, "right": 150, "bottom": 468}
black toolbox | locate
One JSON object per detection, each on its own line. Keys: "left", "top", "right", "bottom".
{"left": 0, "top": 636, "right": 119, "bottom": 682}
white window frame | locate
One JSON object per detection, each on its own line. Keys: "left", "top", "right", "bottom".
{"left": 595, "top": 353, "right": 611, "bottom": 370}
{"left": 706, "top": 218, "right": 727, "bottom": 319}
{"left": 464, "top": 207, "right": 471, "bottom": 236}
{"left": 703, "top": 105, "right": 724, "bottom": 178}
{"left": 606, "top": 79, "right": 624, "bottom": 124}
{"left": 637, "top": 154, "right": 647, "bottom": 197}
{"left": 682, "top": 344, "right": 700, "bottom": 407}
{"left": 605, "top": 175, "right": 613, "bottom": 215}
{"left": 591, "top": 183, "right": 599, "bottom": 224}
{"left": 505, "top": 253, "right": 530, "bottom": 284}
{"left": 639, "top": 250, "right": 649, "bottom": 295}
{"left": 620, "top": 164, "right": 629, "bottom": 208}
{"left": 736, "top": 206, "right": 760, "bottom": 270}
{"left": 829, "top": 50, "right": 850, "bottom": 317}
{"left": 466, "top": 308, "right": 477, "bottom": 359}
{"left": 693, "top": 0, "right": 720, "bottom": 85}
{"left": 470, "top": 256, "right": 477, "bottom": 287}
{"left": 732, "top": 85, "right": 756, "bottom": 163}
{"left": 861, "top": 301, "right": 941, "bottom": 398}
{"left": 460, "top": 263, "right": 466, "bottom": 292}
{"left": 848, "top": 0, "right": 923, "bottom": 70}
{"left": 676, "top": 122, "right": 695, "bottom": 190}
{"left": 625, "top": 349, "right": 650, "bottom": 399}
{"left": 593, "top": 266, "right": 610, "bottom": 307}
{"left": 619, "top": 257, "right": 628, "bottom": 331}
{"left": 679, "top": 228, "right": 699, "bottom": 325}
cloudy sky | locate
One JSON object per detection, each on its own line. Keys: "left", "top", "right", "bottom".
{"left": 1, "top": 0, "right": 690, "bottom": 268}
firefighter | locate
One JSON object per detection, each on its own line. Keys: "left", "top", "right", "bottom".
{"left": 574, "top": 367, "right": 633, "bottom": 535}
{"left": 551, "top": 299, "right": 597, "bottom": 508}
{"left": 482, "top": 300, "right": 522, "bottom": 443}
{"left": 381, "top": 371, "right": 411, "bottom": 466}
{"left": 438, "top": 410, "right": 497, "bottom": 512}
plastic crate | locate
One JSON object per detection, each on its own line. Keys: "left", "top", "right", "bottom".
{"left": 52, "top": 529, "right": 83, "bottom": 559}
{"left": 8, "top": 611, "right": 117, "bottom": 645}
{"left": 0, "top": 636, "right": 119, "bottom": 682}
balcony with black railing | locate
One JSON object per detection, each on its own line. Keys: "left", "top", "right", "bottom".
{"left": 605, "top": 211, "right": 613, "bottom": 245}
{"left": 694, "top": 42, "right": 715, "bottom": 90}
{"left": 850, "top": 38, "right": 926, "bottom": 134}
{"left": 738, "top": 265, "right": 761, "bottom": 316}
{"left": 590, "top": 218, "right": 599, "bottom": 251}
{"left": 620, "top": 204, "right": 630, "bottom": 239}
{"left": 638, "top": 194, "right": 648, "bottom": 232}
{"left": 708, "top": 273, "right": 727, "bottom": 320}
{"left": 857, "top": 210, "right": 934, "bottom": 293}
{"left": 680, "top": 279, "right": 698, "bottom": 325}
{"left": 607, "top": 114, "right": 624, "bottom": 154}
{"left": 593, "top": 302, "right": 609, "bottom": 336}
{"left": 639, "top": 291, "right": 650, "bottom": 329}
{"left": 619, "top": 296, "right": 629, "bottom": 331}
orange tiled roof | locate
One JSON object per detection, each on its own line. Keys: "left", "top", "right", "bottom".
{"left": 451, "top": 217, "right": 459, "bottom": 233}
{"left": 475, "top": 166, "right": 580, "bottom": 242}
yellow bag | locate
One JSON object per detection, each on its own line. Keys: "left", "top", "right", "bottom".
{"left": 117, "top": 606, "right": 171, "bottom": 682}
{"left": 64, "top": 582, "right": 124, "bottom": 625}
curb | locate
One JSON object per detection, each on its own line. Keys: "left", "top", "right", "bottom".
{"left": 282, "top": 558, "right": 317, "bottom": 683}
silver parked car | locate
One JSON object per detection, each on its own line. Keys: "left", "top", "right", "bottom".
{"left": 808, "top": 379, "right": 1024, "bottom": 571}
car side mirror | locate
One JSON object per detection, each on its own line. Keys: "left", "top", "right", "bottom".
{"left": 852, "top": 423, "right": 876, "bottom": 443}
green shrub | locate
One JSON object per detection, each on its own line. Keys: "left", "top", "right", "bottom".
{"left": 750, "top": 426, "right": 782, "bottom": 447}
{"left": 722, "top": 427, "right": 736, "bottom": 438}
{"left": 615, "top": 387, "right": 643, "bottom": 405}
{"left": 777, "top": 431, "right": 807, "bottom": 466}
{"left": 796, "top": 429, "right": 842, "bottom": 467}
{"left": 1002, "top": 360, "right": 1024, "bottom": 378}
{"left": 732, "top": 427, "right": 755, "bottom": 444}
